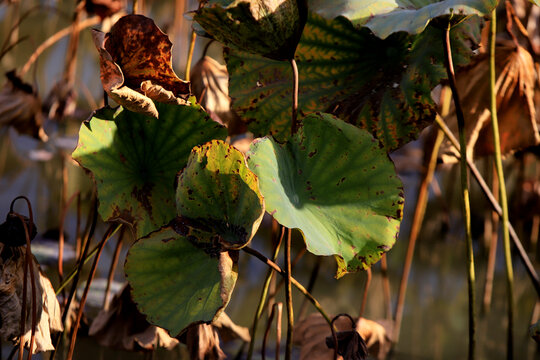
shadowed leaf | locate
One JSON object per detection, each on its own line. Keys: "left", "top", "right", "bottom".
{"left": 92, "top": 14, "right": 190, "bottom": 117}
{"left": 247, "top": 113, "right": 403, "bottom": 277}
{"left": 176, "top": 140, "right": 264, "bottom": 250}
{"left": 124, "top": 227, "right": 238, "bottom": 336}
{"left": 194, "top": 0, "right": 307, "bottom": 61}
{"left": 227, "top": 11, "right": 479, "bottom": 150}
{"left": 72, "top": 103, "right": 227, "bottom": 239}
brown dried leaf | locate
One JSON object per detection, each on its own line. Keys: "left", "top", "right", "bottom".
{"left": 213, "top": 312, "right": 250, "bottom": 343}
{"left": 355, "top": 318, "right": 392, "bottom": 360}
{"left": 0, "top": 245, "right": 63, "bottom": 354}
{"left": 89, "top": 283, "right": 179, "bottom": 351}
{"left": 441, "top": 41, "right": 540, "bottom": 162}
{"left": 92, "top": 14, "right": 190, "bottom": 117}
{"left": 184, "top": 323, "right": 226, "bottom": 360}
{"left": 191, "top": 55, "right": 246, "bottom": 135}
{"left": 0, "top": 71, "right": 48, "bottom": 141}
{"left": 294, "top": 314, "right": 391, "bottom": 360}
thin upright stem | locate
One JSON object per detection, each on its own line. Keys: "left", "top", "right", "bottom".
{"left": 285, "top": 228, "right": 293, "bottom": 360}
{"left": 185, "top": 31, "right": 197, "bottom": 82}
{"left": 489, "top": 9, "right": 514, "bottom": 359}
{"left": 247, "top": 223, "right": 284, "bottom": 360}
{"left": 104, "top": 227, "right": 125, "bottom": 310}
{"left": 394, "top": 127, "right": 445, "bottom": 341}
{"left": 290, "top": 59, "right": 299, "bottom": 135}
{"left": 443, "top": 24, "right": 476, "bottom": 360}
{"left": 242, "top": 246, "right": 332, "bottom": 327}
{"left": 58, "top": 191, "right": 80, "bottom": 288}
{"left": 66, "top": 224, "right": 121, "bottom": 360}
{"left": 435, "top": 115, "right": 540, "bottom": 297}
{"left": 15, "top": 214, "right": 37, "bottom": 360}
{"left": 359, "top": 268, "right": 371, "bottom": 319}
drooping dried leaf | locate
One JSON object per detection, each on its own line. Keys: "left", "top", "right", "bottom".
{"left": 194, "top": 0, "right": 308, "bottom": 61}
{"left": 183, "top": 323, "right": 226, "bottom": 360}
{"left": 191, "top": 55, "right": 246, "bottom": 135}
{"left": 0, "top": 71, "right": 47, "bottom": 141}
{"left": 440, "top": 41, "right": 540, "bottom": 162}
{"left": 294, "top": 314, "right": 391, "bottom": 360}
{"left": 89, "top": 283, "right": 179, "bottom": 351}
{"left": 0, "top": 245, "right": 63, "bottom": 354}
{"left": 355, "top": 318, "right": 392, "bottom": 360}
{"left": 92, "top": 14, "right": 190, "bottom": 117}
{"left": 213, "top": 312, "right": 250, "bottom": 343}
{"left": 20, "top": 270, "right": 63, "bottom": 353}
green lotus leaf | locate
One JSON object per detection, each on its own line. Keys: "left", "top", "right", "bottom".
{"left": 176, "top": 140, "right": 264, "bottom": 250}
{"left": 246, "top": 113, "right": 404, "bottom": 278}
{"left": 309, "top": 0, "right": 496, "bottom": 39}
{"left": 193, "top": 0, "right": 307, "bottom": 61}
{"left": 72, "top": 103, "right": 227, "bottom": 239}
{"left": 227, "top": 11, "right": 479, "bottom": 150}
{"left": 125, "top": 226, "right": 238, "bottom": 336}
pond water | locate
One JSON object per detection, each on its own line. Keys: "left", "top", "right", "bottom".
{"left": 1, "top": 1, "right": 539, "bottom": 359}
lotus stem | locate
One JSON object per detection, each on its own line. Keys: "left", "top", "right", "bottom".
{"left": 103, "top": 227, "right": 125, "bottom": 310}
{"left": 247, "top": 222, "right": 284, "bottom": 360}
{"left": 58, "top": 191, "right": 80, "bottom": 292}
{"left": 66, "top": 224, "right": 121, "bottom": 360}
{"left": 490, "top": 9, "right": 514, "bottom": 359}
{"left": 243, "top": 246, "right": 333, "bottom": 327}
{"left": 285, "top": 228, "right": 294, "bottom": 360}
{"left": 394, "top": 123, "right": 446, "bottom": 342}
{"left": 436, "top": 114, "right": 540, "bottom": 298}
{"left": 290, "top": 58, "right": 299, "bottom": 135}
{"left": 442, "top": 23, "right": 476, "bottom": 360}
{"left": 185, "top": 31, "right": 197, "bottom": 82}
{"left": 359, "top": 267, "right": 371, "bottom": 319}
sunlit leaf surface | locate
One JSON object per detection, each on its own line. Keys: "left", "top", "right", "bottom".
{"left": 247, "top": 113, "right": 403, "bottom": 277}
{"left": 72, "top": 103, "right": 227, "bottom": 239}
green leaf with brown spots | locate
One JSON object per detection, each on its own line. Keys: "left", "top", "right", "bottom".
{"left": 193, "top": 0, "right": 307, "bottom": 61}
{"left": 72, "top": 102, "right": 227, "bottom": 239}
{"left": 227, "top": 11, "right": 480, "bottom": 151}
{"left": 176, "top": 140, "right": 264, "bottom": 250}
{"left": 246, "top": 113, "right": 403, "bottom": 278}
{"left": 125, "top": 226, "right": 238, "bottom": 336}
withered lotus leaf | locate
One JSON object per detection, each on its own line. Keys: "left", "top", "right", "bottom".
{"left": 0, "top": 71, "right": 48, "bottom": 141}
{"left": 0, "top": 245, "right": 63, "bottom": 354}
{"left": 89, "top": 284, "right": 179, "bottom": 351}
{"left": 194, "top": 0, "right": 308, "bottom": 61}
{"left": 440, "top": 41, "right": 540, "bottom": 162}
{"left": 92, "top": 14, "right": 190, "bottom": 118}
